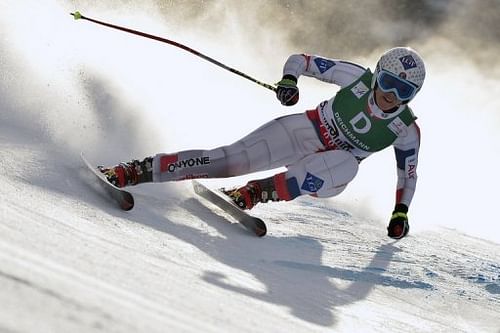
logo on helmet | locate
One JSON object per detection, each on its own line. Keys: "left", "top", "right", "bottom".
{"left": 399, "top": 55, "right": 417, "bottom": 70}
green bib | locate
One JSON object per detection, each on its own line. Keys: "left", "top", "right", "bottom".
{"left": 331, "top": 69, "right": 416, "bottom": 153}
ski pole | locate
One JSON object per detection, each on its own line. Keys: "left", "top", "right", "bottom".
{"left": 71, "top": 11, "right": 277, "bottom": 92}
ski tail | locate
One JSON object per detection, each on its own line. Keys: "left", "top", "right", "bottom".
{"left": 192, "top": 180, "right": 267, "bottom": 237}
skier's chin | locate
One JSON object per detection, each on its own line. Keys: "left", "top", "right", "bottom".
{"left": 374, "top": 90, "right": 400, "bottom": 112}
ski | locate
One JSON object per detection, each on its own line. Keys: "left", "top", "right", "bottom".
{"left": 81, "top": 152, "right": 134, "bottom": 211}
{"left": 192, "top": 180, "right": 267, "bottom": 237}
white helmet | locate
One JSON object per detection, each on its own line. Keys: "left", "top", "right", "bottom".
{"left": 372, "top": 47, "right": 426, "bottom": 101}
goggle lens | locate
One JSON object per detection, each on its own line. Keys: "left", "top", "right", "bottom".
{"left": 376, "top": 70, "right": 417, "bottom": 101}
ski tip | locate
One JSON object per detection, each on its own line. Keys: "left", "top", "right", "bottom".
{"left": 120, "top": 199, "right": 134, "bottom": 211}
{"left": 253, "top": 218, "right": 267, "bottom": 237}
{"left": 71, "top": 11, "right": 83, "bottom": 20}
{"left": 255, "top": 227, "right": 267, "bottom": 237}
{"left": 120, "top": 191, "right": 135, "bottom": 211}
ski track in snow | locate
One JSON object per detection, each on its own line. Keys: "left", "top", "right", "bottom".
{"left": 1, "top": 123, "right": 500, "bottom": 333}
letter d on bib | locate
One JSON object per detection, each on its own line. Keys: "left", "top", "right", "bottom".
{"left": 350, "top": 112, "right": 371, "bottom": 134}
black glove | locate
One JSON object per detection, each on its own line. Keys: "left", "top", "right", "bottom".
{"left": 276, "top": 75, "right": 299, "bottom": 106}
{"left": 387, "top": 203, "right": 410, "bottom": 239}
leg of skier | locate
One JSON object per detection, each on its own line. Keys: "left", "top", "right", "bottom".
{"left": 229, "top": 149, "right": 359, "bottom": 209}
{"left": 101, "top": 112, "right": 323, "bottom": 187}
{"left": 101, "top": 111, "right": 359, "bottom": 209}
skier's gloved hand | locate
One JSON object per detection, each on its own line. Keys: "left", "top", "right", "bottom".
{"left": 276, "top": 75, "right": 299, "bottom": 106}
{"left": 387, "top": 203, "right": 410, "bottom": 239}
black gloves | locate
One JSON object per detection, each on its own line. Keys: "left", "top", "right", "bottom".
{"left": 387, "top": 203, "right": 410, "bottom": 239}
{"left": 276, "top": 75, "right": 299, "bottom": 106}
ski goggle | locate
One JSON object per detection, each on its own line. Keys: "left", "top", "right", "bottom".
{"left": 376, "top": 70, "right": 418, "bottom": 101}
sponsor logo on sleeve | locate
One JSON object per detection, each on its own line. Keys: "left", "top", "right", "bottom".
{"left": 407, "top": 164, "right": 416, "bottom": 179}
{"left": 314, "top": 58, "right": 336, "bottom": 74}
{"left": 406, "top": 157, "right": 417, "bottom": 179}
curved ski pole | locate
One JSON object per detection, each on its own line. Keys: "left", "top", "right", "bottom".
{"left": 71, "top": 11, "right": 277, "bottom": 93}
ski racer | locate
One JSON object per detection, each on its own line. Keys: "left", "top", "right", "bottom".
{"left": 100, "top": 47, "right": 425, "bottom": 239}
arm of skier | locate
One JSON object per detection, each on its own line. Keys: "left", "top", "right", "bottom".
{"left": 276, "top": 53, "right": 366, "bottom": 106}
{"left": 284, "top": 53, "right": 366, "bottom": 86}
{"left": 388, "top": 122, "right": 421, "bottom": 239}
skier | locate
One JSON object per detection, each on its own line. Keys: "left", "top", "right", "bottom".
{"left": 100, "top": 47, "right": 425, "bottom": 239}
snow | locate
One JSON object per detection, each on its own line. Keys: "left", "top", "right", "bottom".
{"left": 1, "top": 1, "right": 500, "bottom": 332}
{"left": 1, "top": 130, "right": 499, "bottom": 332}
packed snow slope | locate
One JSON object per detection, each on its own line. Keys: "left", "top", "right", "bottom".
{"left": 1, "top": 122, "right": 500, "bottom": 333}
{"left": 1, "top": 1, "right": 500, "bottom": 332}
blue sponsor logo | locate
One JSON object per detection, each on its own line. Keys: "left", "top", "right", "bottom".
{"left": 399, "top": 55, "right": 417, "bottom": 70}
{"left": 301, "top": 172, "right": 325, "bottom": 193}
{"left": 314, "top": 58, "right": 336, "bottom": 74}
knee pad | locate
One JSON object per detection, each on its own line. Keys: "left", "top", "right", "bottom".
{"left": 286, "top": 150, "right": 358, "bottom": 198}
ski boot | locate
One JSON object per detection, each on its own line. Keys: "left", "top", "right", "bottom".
{"left": 99, "top": 157, "right": 153, "bottom": 188}
{"left": 224, "top": 176, "right": 282, "bottom": 210}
